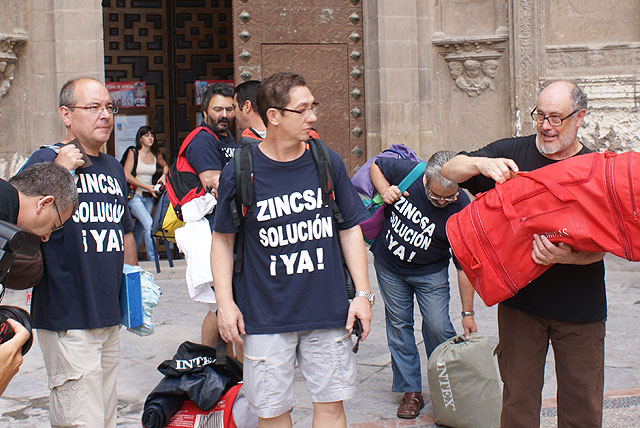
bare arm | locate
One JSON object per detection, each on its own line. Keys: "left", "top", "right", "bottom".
{"left": 456, "top": 268, "right": 477, "bottom": 338}
{"left": 156, "top": 154, "right": 170, "bottom": 185}
{"left": 441, "top": 154, "right": 520, "bottom": 184}
{"left": 198, "top": 170, "right": 221, "bottom": 197}
{"left": 532, "top": 234, "right": 605, "bottom": 266}
{"left": 123, "top": 232, "right": 138, "bottom": 266}
{"left": 339, "top": 225, "right": 373, "bottom": 341}
{"left": 369, "top": 162, "right": 407, "bottom": 204}
{"left": 211, "top": 231, "right": 245, "bottom": 345}
{"left": 0, "top": 320, "right": 29, "bottom": 395}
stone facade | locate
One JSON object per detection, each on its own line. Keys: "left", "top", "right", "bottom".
{"left": 0, "top": 0, "right": 105, "bottom": 179}
{"left": 0, "top": 1, "right": 638, "bottom": 179}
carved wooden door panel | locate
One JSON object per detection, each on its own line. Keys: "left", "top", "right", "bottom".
{"left": 232, "top": 0, "right": 366, "bottom": 175}
{"left": 102, "top": 0, "right": 234, "bottom": 159}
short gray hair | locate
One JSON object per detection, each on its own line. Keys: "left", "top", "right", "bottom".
{"left": 9, "top": 163, "right": 78, "bottom": 214}
{"left": 59, "top": 77, "right": 104, "bottom": 108}
{"left": 537, "top": 80, "right": 588, "bottom": 111}
{"left": 425, "top": 150, "right": 458, "bottom": 192}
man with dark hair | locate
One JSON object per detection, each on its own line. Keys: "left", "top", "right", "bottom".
{"left": 212, "top": 72, "right": 372, "bottom": 428}
{"left": 172, "top": 82, "right": 237, "bottom": 348}
{"left": 369, "top": 150, "right": 476, "bottom": 419}
{"left": 187, "top": 82, "right": 236, "bottom": 195}
{"left": 442, "top": 80, "right": 605, "bottom": 428}
{"left": 0, "top": 162, "right": 78, "bottom": 395}
{"left": 22, "top": 77, "right": 136, "bottom": 428}
{"left": 233, "top": 80, "right": 266, "bottom": 145}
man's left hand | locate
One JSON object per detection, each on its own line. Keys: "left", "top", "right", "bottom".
{"left": 531, "top": 233, "right": 572, "bottom": 265}
{"left": 346, "top": 297, "right": 372, "bottom": 342}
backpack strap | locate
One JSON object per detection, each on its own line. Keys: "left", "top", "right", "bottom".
{"left": 382, "top": 148, "right": 407, "bottom": 159}
{"left": 307, "top": 138, "right": 343, "bottom": 224}
{"left": 231, "top": 144, "right": 254, "bottom": 273}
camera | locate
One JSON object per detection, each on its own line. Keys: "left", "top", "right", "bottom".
{"left": 0, "top": 219, "right": 40, "bottom": 355}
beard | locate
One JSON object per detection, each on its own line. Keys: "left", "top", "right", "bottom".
{"left": 537, "top": 129, "right": 573, "bottom": 156}
{"left": 214, "top": 117, "right": 231, "bottom": 134}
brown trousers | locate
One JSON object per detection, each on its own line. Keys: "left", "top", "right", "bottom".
{"left": 496, "top": 303, "right": 605, "bottom": 428}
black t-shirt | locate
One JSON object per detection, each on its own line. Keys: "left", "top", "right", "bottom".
{"left": 0, "top": 180, "right": 19, "bottom": 223}
{"left": 460, "top": 135, "right": 606, "bottom": 322}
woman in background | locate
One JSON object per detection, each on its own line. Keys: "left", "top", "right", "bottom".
{"left": 122, "top": 126, "right": 169, "bottom": 261}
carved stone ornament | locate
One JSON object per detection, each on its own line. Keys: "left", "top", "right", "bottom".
{"left": 348, "top": 32, "right": 361, "bottom": 44}
{"left": 239, "top": 49, "right": 252, "bottom": 62}
{"left": 349, "top": 13, "right": 361, "bottom": 25}
{"left": 350, "top": 106, "right": 362, "bottom": 119}
{"left": 239, "top": 30, "right": 252, "bottom": 43}
{"left": 350, "top": 50, "right": 362, "bottom": 62}
{"left": 0, "top": 33, "right": 28, "bottom": 100}
{"left": 433, "top": 35, "right": 507, "bottom": 98}
{"left": 238, "top": 11, "right": 251, "bottom": 24}
{"left": 350, "top": 88, "right": 362, "bottom": 100}
{"left": 240, "top": 69, "right": 253, "bottom": 81}
{"left": 351, "top": 125, "right": 363, "bottom": 137}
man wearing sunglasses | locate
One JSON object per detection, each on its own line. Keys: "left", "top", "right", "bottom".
{"left": 442, "top": 80, "right": 605, "bottom": 428}
{"left": 21, "top": 77, "right": 137, "bottom": 428}
{"left": 369, "top": 150, "right": 476, "bottom": 419}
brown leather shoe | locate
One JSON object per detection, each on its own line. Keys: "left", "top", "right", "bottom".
{"left": 397, "top": 392, "right": 424, "bottom": 419}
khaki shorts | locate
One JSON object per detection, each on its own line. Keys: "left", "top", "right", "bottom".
{"left": 243, "top": 328, "right": 357, "bottom": 418}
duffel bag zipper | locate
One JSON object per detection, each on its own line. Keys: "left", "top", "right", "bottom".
{"left": 470, "top": 202, "right": 519, "bottom": 295}
{"left": 606, "top": 154, "right": 632, "bottom": 260}
{"left": 628, "top": 152, "right": 638, "bottom": 223}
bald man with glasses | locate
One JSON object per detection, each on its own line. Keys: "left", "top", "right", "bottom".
{"left": 22, "top": 77, "right": 136, "bottom": 428}
{"left": 442, "top": 80, "right": 606, "bottom": 428}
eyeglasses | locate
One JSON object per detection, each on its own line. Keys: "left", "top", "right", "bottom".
{"left": 209, "top": 106, "right": 234, "bottom": 113}
{"left": 66, "top": 105, "right": 118, "bottom": 115}
{"left": 427, "top": 189, "right": 459, "bottom": 203}
{"left": 530, "top": 108, "right": 579, "bottom": 127}
{"left": 51, "top": 200, "right": 64, "bottom": 233}
{"left": 272, "top": 101, "right": 319, "bottom": 117}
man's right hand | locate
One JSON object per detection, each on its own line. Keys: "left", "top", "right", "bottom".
{"left": 0, "top": 319, "right": 30, "bottom": 395}
{"left": 54, "top": 144, "right": 85, "bottom": 171}
{"left": 476, "top": 157, "right": 519, "bottom": 184}
{"left": 217, "top": 302, "right": 245, "bottom": 345}
{"left": 381, "top": 185, "right": 408, "bottom": 205}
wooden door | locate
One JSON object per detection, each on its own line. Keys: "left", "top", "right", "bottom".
{"left": 232, "top": 0, "right": 366, "bottom": 174}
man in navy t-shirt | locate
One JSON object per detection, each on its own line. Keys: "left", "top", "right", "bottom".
{"left": 22, "top": 77, "right": 136, "bottom": 428}
{"left": 233, "top": 80, "right": 266, "bottom": 145}
{"left": 369, "top": 151, "right": 476, "bottom": 419}
{"left": 180, "top": 82, "right": 236, "bottom": 347}
{"left": 212, "top": 72, "right": 372, "bottom": 427}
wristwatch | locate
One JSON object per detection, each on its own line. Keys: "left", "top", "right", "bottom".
{"left": 354, "top": 291, "right": 375, "bottom": 306}
{"left": 461, "top": 311, "right": 475, "bottom": 317}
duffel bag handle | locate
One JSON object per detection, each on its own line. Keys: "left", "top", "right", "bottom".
{"left": 496, "top": 171, "right": 577, "bottom": 226}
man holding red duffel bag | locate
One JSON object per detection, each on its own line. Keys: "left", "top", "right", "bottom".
{"left": 442, "top": 80, "right": 606, "bottom": 428}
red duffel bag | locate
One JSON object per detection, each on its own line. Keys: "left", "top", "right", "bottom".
{"left": 446, "top": 150, "right": 640, "bottom": 306}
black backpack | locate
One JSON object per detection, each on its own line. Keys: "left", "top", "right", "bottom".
{"left": 120, "top": 146, "right": 138, "bottom": 197}
{"left": 230, "top": 139, "right": 355, "bottom": 298}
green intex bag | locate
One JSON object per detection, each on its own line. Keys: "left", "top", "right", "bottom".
{"left": 427, "top": 334, "right": 501, "bottom": 428}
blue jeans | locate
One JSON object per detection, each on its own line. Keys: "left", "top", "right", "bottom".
{"left": 128, "top": 194, "right": 156, "bottom": 261}
{"left": 374, "top": 260, "right": 457, "bottom": 392}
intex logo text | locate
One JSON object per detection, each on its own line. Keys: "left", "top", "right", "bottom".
{"left": 436, "top": 360, "right": 456, "bottom": 410}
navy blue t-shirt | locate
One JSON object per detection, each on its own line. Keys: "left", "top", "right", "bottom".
{"left": 185, "top": 123, "right": 235, "bottom": 174}
{"left": 371, "top": 158, "right": 470, "bottom": 276}
{"left": 0, "top": 179, "right": 19, "bottom": 223}
{"left": 214, "top": 143, "right": 368, "bottom": 334}
{"left": 24, "top": 147, "right": 134, "bottom": 330}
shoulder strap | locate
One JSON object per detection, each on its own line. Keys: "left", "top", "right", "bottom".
{"left": 382, "top": 148, "right": 407, "bottom": 159}
{"left": 307, "top": 138, "right": 343, "bottom": 224}
{"left": 232, "top": 144, "right": 254, "bottom": 273}
{"left": 177, "top": 126, "right": 217, "bottom": 157}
